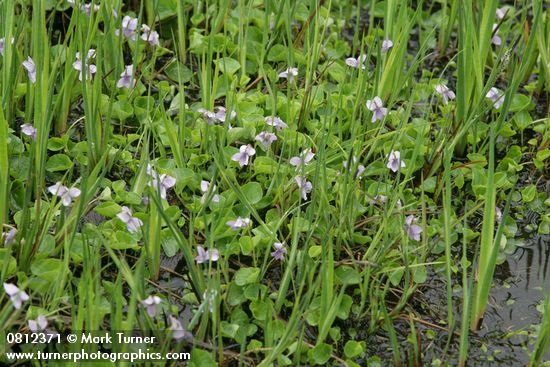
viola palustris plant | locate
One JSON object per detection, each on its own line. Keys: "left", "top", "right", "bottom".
{"left": 1, "top": 0, "right": 549, "bottom": 366}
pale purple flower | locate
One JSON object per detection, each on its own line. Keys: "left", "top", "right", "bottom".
{"left": 200, "top": 180, "right": 220, "bottom": 204}
{"left": 28, "top": 315, "right": 48, "bottom": 332}
{"left": 118, "top": 15, "right": 138, "bottom": 39}
{"left": 22, "top": 56, "right": 36, "bottom": 83}
{"left": 4, "top": 283, "right": 29, "bottom": 309}
{"left": 117, "top": 65, "right": 135, "bottom": 89}
{"left": 145, "top": 165, "right": 175, "bottom": 199}
{"left": 369, "top": 194, "right": 388, "bottom": 205}
{"left": 495, "top": 206, "right": 502, "bottom": 223}
{"left": 295, "top": 176, "right": 312, "bottom": 200}
{"left": 404, "top": 215, "right": 422, "bottom": 241}
{"left": 0, "top": 37, "right": 14, "bottom": 56}
{"left": 169, "top": 315, "right": 192, "bottom": 341}
{"left": 278, "top": 67, "right": 298, "bottom": 81}
{"left": 366, "top": 96, "right": 387, "bottom": 123}
{"left": 491, "top": 24, "right": 502, "bottom": 46}
{"left": 68, "top": 0, "right": 99, "bottom": 16}
{"left": 434, "top": 84, "right": 456, "bottom": 105}
{"left": 369, "top": 195, "right": 402, "bottom": 209}
{"left": 226, "top": 217, "right": 251, "bottom": 230}
{"left": 265, "top": 116, "right": 288, "bottom": 131}
{"left": 141, "top": 295, "right": 162, "bottom": 317}
{"left": 386, "top": 150, "right": 406, "bottom": 173}
{"left": 48, "top": 182, "right": 81, "bottom": 206}
{"left": 345, "top": 55, "right": 367, "bottom": 69}
{"left": 73, "top": 50, "right": 97, "bottom": 81}
{"left": 198, "top": 107, "right": 235, "bottom": 124}
{"left": 76, "top": 49, "right": 96, "bottom": 62}
{"left": 195, "top": 245, "right": 220, "bottom": 264}
{"left": 2, "top": 228, "right": 17, "bottom": 245}
{"left": 231, "top": 144, "right": 256, "bottom": 167}
{"left": 486, "top": 87, "right": 504, "bottom": 109}
{"left": 148, "top": 173, "right": 176, "bottom": 199}
{"left": 117, "top": 206, "right": 143, "bottom": 233}
{"left": 21, "top": 124, "right": 37, "bottom": 140}
{"left": 356, "top": 165, "right": 366, "bottom": 179}
{"left": 255, "top": 131, "right": 277, "bottom": 148}
{"left": 28, "top": 315, "right": 58, "bottom": 339}
{"left": 271, "top": 242, "right": 287, "bottom": 261}
{"left": 381, "top": 39, "right": 393, "bottom": 53}
{"left": 290, "top": 149, "right": 315, "bottom": 170}
{"left": 146, "top": 163, "right": 156, "bottom": 176}
{"left": 198, "top": 108, "right": 218, "bottom": 124}
{"left": 269, "top": 13, "right": 276, "bottom": 31}
{"left": 342, "top": 157, "right": 365, "bottom": 179}
{"left": 141, "top": 24, "right": 160, "bottom": 46}
{"left": 202, "top": 289, "right": 217, "bottom": 313}
{"left": 496, "top": 7, "right": 507, "bottom": 20}
{"left": 213, "top": 107, "right": 236, "bottom": 122}
{"left": 82, "top": 3, "right": 100, "bottom": 16}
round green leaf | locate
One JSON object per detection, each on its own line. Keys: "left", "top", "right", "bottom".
{"left": 308, "top": 343, "right": 332, "bottom": 365}
{"left": 215, "top": 57, "right": 240, "bottom": 75}
{"left": 234, "top": 267, "right": 260, "bottom": 286}
{"left": 241, "top": 182, "right": 263, "bottom": 204}
{"left": 335, "top": 266, "right": 361, "bottom": 285}
{"left": 46, "top": 154, "right": 73, "bottom": 172}
{"left": 94, "top": 202, "right": 122, "bottom": 217}
{"left": 344, "top": 340, "right": 364, "bottom": 358}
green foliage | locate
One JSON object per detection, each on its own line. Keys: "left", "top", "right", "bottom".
{"left": 0, "top": 0, "right": 548, "bottom": 366}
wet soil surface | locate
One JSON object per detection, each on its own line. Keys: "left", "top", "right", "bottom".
{"left": 355, "top": 215, "right": 550, "bottom": 366}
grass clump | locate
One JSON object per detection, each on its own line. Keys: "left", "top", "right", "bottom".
{"left": 1, "top": 0, "right": 549, "bottom": 366}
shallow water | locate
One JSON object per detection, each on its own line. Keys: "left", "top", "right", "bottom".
{"left": 357, "top": 229, "right": 550, "bottom": 365}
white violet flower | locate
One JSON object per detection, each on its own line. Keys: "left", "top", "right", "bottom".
{"left": 345, "top": 55, "right": 367, "bottom": 69}
{"left": 117, "top": 15, "right": 138, "bottom": 39}
{"left": 381, "top": 39, "right": 393, "bottom": 53}
{"left": 169, "top": 315, "right": 192, "bottom": 341}
{"left": 491, "top": 24, "right": 502, "bottom": 46}
{"left": 255, "top": 131, "right": 277, "bottom": 148}
{"left": 434, "top": 84, "right": 456, "bottom": 105}
{"left": 117, "top": 65, "right": 136, "bottom": 89}
{"left": 290, "top": 149, "right": 315, "bottom": 170}
{"left": 2, "top": 228, "right": 17, "bottom": 245}
{"left": 4, "top": 283, "right": 29, "bottom": 309}
{"left": 496, "top": 7, "right": 507, "bottom": 20}
{"left": 295, "top": 176, "right": 312, "bottom": 200}
{"left": 265, "top": 116, "right": 288, "bottom": 131}
{"left": 195, "top": 246, "right": 220, "bottom": 264}
{"left": 140, "top": 24, "right": 160, "bottom": 46}
{"left": 28, "top": 315, "right": 48, "bottom": 332}
{"left": 278, "top": 67, "right": 298, "bottom": 81}
{"left": 21, "top": 124, "right": 37, "bottom": 140}
{"left": 486, "top": 87, "right": 504, "bottom": 109}
{"left": 271, "top": 242, "right": 287, "bottom": 261}
{"left": 117, "top": 206, "right": 143, "bottom": 233}
{"left": 200, "top": 180, "right": 220, "bottom": 204}
{"left": 404, "top": 215, "right": 422, "bottom": 241}
{"left": 73, "top": 49, "right": 97, "bottom": 81}
{"left": 0, "top": 37, "right": 14, "bottom": 56}
{"left": 226, "top": 217, "right": 251, "bottom": 230}
{"left": 366, "top": 96, "right": 388, "bottom": 123}
{"left": 141, "top": 295, "right": 162, "bottom": 317}
{"left": 48, "top": 182, "right": 81, "bottom": 206}
{"left": 22, "top": 56, "right": 36, "bottom": 83}
{"left": 231, "top": 144, "right": 256, "bottom": 167}
{"left": 386, "top": 150, "right": 405, "bottom": 173}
